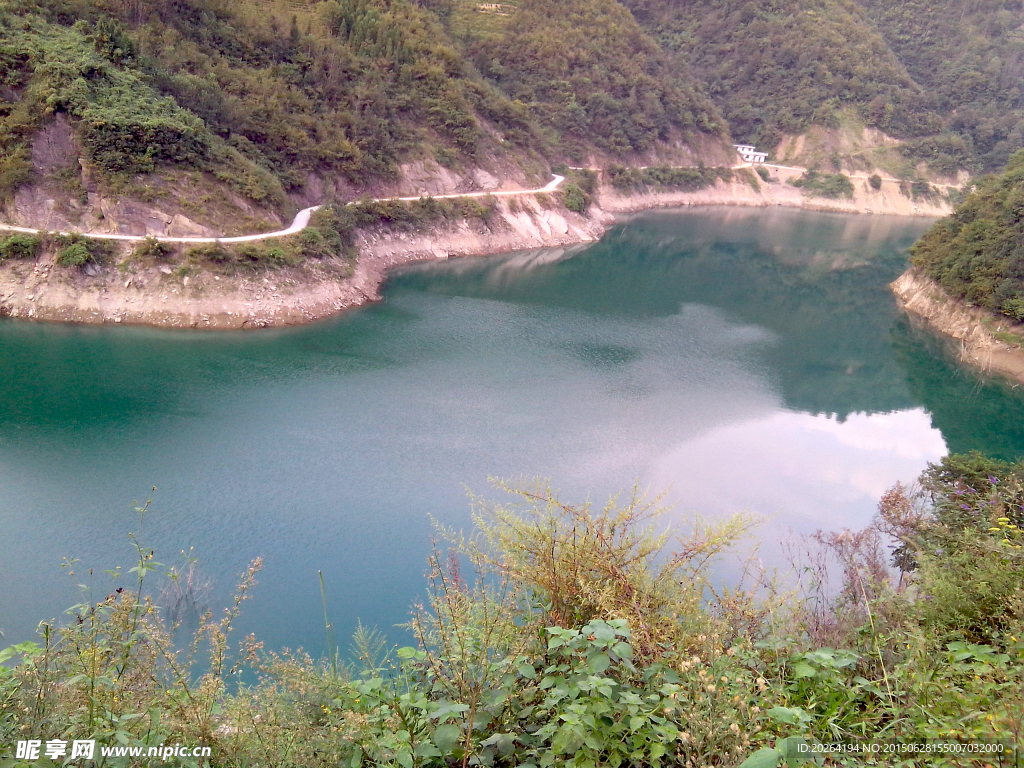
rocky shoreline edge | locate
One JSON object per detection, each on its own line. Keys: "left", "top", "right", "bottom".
{"left": 891, "top": 268, "right": 1024, "bottom": 385}
{"left": 0, "top": 176, "right": 953, "bottom": 330}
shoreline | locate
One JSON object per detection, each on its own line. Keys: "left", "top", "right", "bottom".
{"left": 891, "top": 268, "right": 1024, "bottom": 385}
{"left": 0, "top": 176, "right": 952, "bottom": 330}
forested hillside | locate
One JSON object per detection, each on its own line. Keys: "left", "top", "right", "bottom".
{"left": 624, "top": 0, "right": 1024, "bottom": 174}
{"left": 449, "top": 0, "right": 726, "bottom": 158}
{"left": 0, "top": 0, "right": 730, "bottom": 216}
{"left": 1, "top": 0, "right": 1023, "bottom": 217}
{"left": 623, "top": 0, "right": 937, "bottom": 151}
{"left": 0, "top": 0, "right": 550, "bottom": 208}
{"left": 857, "top": 0, "right": 1024, "bottom": 175}
{"left": 910, "top": 149, "right": 1024, "bottom": 319}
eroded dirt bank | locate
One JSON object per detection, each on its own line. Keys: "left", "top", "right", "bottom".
{"left": 0, "top": 198, "right": 610, "bottom": 329}
{"left": 598, "top": 167, "right": 953, "bottom": 218}
{"left": 891, "top": 269, "right": 1024, "bottom": 385}
{"left": 0, "top": 176, "right": 952, "bottom": 330}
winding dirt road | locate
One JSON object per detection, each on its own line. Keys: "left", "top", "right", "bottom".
{"left": 0, "top": 175, "right": 566, "bottom": 245}
{"left": 0, "top": 158, "right": 962, "bottom": 247}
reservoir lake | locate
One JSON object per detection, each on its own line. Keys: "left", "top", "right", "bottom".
{"left": 4, "top": 206, "right": 1024, "bottom": 654}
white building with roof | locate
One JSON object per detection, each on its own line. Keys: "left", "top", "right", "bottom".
{"left": 734, "top": 144, "right": 768, "bottom": 164}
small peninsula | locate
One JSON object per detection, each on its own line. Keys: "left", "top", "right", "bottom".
{"left": 892, "top": 149, "right": 1024, "bottom": 385}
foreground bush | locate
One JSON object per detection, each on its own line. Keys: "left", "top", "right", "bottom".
{"left": 1, "top": 466, "right": 1023, "bottom": 767}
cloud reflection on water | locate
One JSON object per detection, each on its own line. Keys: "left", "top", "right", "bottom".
{"left": 650, "top": 408, "right": 947, "bottom": 568}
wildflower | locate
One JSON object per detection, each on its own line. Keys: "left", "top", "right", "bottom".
{"left": 756, "top": 677, "right": 767, "bottom": 691}
{"left": 729, "top": 723, "right": 741, "bottom": 735}
{"left": 678, "top": 732, "right": 691, "bottom": 744}
{"left": 720, "top": 676, "right": 729, "bottom": 683}
{"left": 706, "top": 684, "right": 717, "bottom": 693}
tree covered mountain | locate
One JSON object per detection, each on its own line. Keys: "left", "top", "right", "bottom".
{"left": 0, "top": 0, "right": 730, "bottom": 215}
{"left": 857, "top": 0, "right": 1024, "bottom": 175}
{"left": 624, "top": 0, "right": 937, "bottom": 150}
{"left": 1, "top": 0, "right": 1023, "bottom": 215}
{"left": 450, "top": 0, "right": 726, "bottom": 158}
{"left": 625, "top": 0, "right": 1024, "bottom": 175}
{"left": 910, "top": 148, "right": 1024, "bottom": 320}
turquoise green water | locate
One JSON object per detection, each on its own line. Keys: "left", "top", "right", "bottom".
{"left": 3, "top": 206, "right": 1024, "bottom": 654}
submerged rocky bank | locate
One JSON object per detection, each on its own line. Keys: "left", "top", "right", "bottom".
{"left": 0, "top": 173, "right": 952, "bottom": 330}
{"left": 891, "top": 268, "right": 1024, "bottom": 385}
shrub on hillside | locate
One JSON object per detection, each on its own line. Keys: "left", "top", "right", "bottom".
{"left": 133, "top": 236, "right": 172, "bottom": 260}
{"left": 790, "top": 170, "right": 855, "bottom": 199}
{"left": 185, "top": 242, "right": 232, "bottom": 265}
{"left": 0, "top": 233, "right": 41, "bottom": 261}
{"left": 561, "top": 181, "right": 587, "bottom": 213}
{"left": 56, "top": 242, "right": 93, "bottom": 267}
{"left": 0, "top": 149, "right": 32, "bottom": 200}
{"left": 53, "top": 234, "right": 115, "bottom": 268}
{"left": 607, "top": 164, "right": 730, "bottom": 192}
{"left": 235, "top": 242, "right": 299, "bottom": 269}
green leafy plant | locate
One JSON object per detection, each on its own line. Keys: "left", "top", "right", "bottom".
{"left": 608, "top": 164, "right": 732, "bottom": 192}
{"left": 0, "top": 233, "right": 41, "bottom": 261}
{"left": 56, "top": 242, "right": 93, "bottom": 267}
{"left": 561, "top": 180, "right": 588, "bottom": 213}
{"left": 53, "top": 233, "right": 115, "bottom": 268}
{"left": 132, "top": 236, "right": 172, "bottom": 260}
{"left": 790, "top": 170, "right": 855, "bottom": 199}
